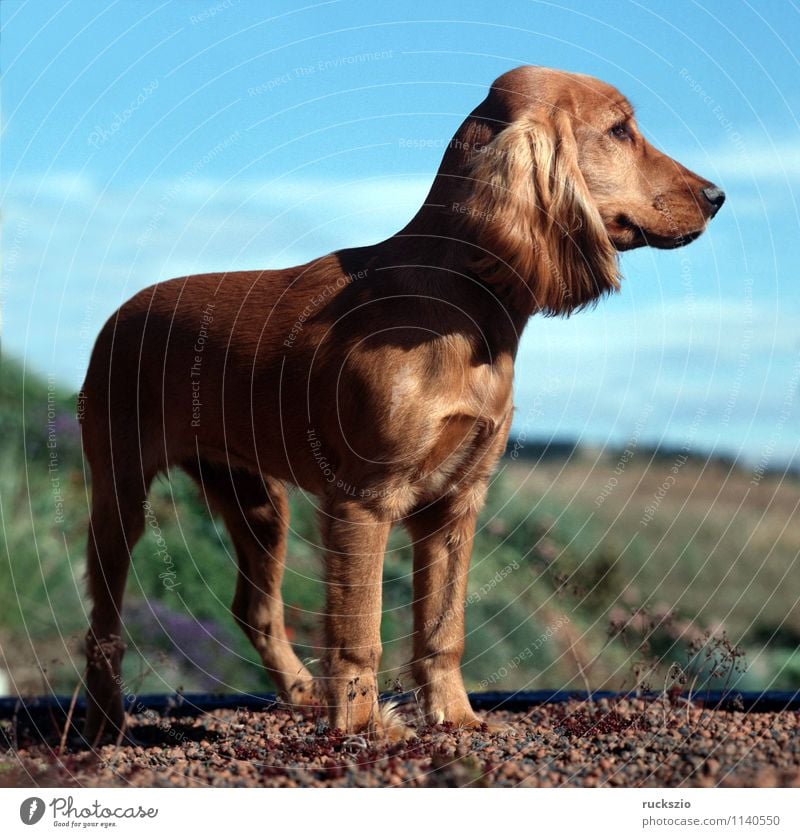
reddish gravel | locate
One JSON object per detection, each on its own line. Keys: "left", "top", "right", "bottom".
{"left": 3, "top": 698, "right": 800, "bottom": 787}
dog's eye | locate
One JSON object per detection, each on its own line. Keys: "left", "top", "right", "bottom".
{"left": 609, "top": 122, "right": 631, "bottom": 141}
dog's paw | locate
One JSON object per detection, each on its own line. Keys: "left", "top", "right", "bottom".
{"left": 426, "top": 707, "right": 515, "bottom": 737}
{"left": 281, "top": 677, "right": 322, "bottom": 709}
{"left": 384, "top": 723, "right": 417, "bottom": 743}
{"left": 373, "top": 700, "right": 417, "bottom": 742}
{"left": 465, "top": 717, "right": 515, "bottom": 737}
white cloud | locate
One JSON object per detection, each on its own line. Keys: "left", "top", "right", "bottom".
{"left": 5, "top": 169, "right": 797, "bottom": 468}
{"left": 682, "top": 138, "right": 800, "bottom": 182}
{"left": 515, "top": 300, "right": 799, "bottom": 468}
{"left": 3, "top": 171, "right": 436, "bottom": 388}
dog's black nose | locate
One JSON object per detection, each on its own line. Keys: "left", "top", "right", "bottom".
{"left": 702, "top": 185, "right": 726, "bottom": 214}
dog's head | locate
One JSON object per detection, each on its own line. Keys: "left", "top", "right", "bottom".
{"left": 450, "top": 66, "right": 724, "bottom": 315}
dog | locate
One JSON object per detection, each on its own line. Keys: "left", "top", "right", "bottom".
{"left": 80, "top": 65, "right": 724, "bottom": 742}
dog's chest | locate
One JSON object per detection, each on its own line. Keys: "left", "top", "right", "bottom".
{"left": 375, "top": 359, "right": 513, "bottom": 517}
{"left": 416, "top": 414, "right": 499, "bottom": 493}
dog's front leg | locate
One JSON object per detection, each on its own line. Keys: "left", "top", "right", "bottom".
{"left": 406, "top": 496, "right": 483, "bottom": 728}
{"left": 320, "top": 497, "right": 411, "bottom": 739}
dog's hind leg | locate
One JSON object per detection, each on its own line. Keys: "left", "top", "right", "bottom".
{"left": 183, "top": 461, "right": 316, "bottom": 706}
{"left": 83, "top": 458, "right": 154, "bottom": 744}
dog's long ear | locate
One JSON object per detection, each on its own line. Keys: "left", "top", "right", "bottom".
{"left": 459, "top": 111, "right": 620, "bottom": 316}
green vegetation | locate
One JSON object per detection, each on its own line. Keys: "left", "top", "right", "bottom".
{"left": 1, "top": 356, "right": 798, "bottom": 699}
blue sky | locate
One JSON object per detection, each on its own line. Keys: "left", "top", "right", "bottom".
{"left": 3, "top": 0, "right": 799, "bottom": 468}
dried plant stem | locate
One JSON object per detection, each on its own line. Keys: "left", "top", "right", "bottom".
{"left": 58, "top": 673, "right": 84, "bottom": 754}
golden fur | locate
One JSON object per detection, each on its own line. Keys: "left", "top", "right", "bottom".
{"left": 460, "top": 112, "right": 620, "bottom": 315}
{"left": 80, "top": 66, "right": 723, "bottom": 741}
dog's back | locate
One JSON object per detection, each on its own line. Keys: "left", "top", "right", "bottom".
{"left": 81, "top": 263, "right": 332, "bottom": 482}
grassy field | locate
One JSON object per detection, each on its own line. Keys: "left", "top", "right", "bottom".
{"left": 2, "top": 356, "right": 798, "bottom": 701}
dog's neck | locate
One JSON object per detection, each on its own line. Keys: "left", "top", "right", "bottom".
{"left": 388, "top": 108, "right": 544, "bottom": 332}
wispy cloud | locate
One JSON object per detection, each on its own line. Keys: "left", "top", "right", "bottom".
{"left": 516, "top": 300, "right": 799, "bottom": 467}
{"left": 3, "top": 171, "right": 434, "bottom": 388}
{"left": 5, "top": 169, "right": 797, "bottom": 468}
{"left": 681, "top": 138, "right": 800, "bottom": 183}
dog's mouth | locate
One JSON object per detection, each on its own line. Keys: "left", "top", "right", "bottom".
{"left": 610, "top": 215, "right": 705, "bottom": 251}
{"left": 640, "top": 227, "right": 704, "bottom": 250}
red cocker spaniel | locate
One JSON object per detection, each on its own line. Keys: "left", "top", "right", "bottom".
{"left": 80, "top": 66, "right": 724, "bottom": 742}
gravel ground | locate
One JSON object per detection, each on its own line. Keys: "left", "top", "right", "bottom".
{"left": 2, "top": 698, "right": 800, "bottom": 787}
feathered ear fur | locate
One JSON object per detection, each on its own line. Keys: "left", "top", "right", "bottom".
{"left": 457, "top": 111, "right": 620, "bottom": 316}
